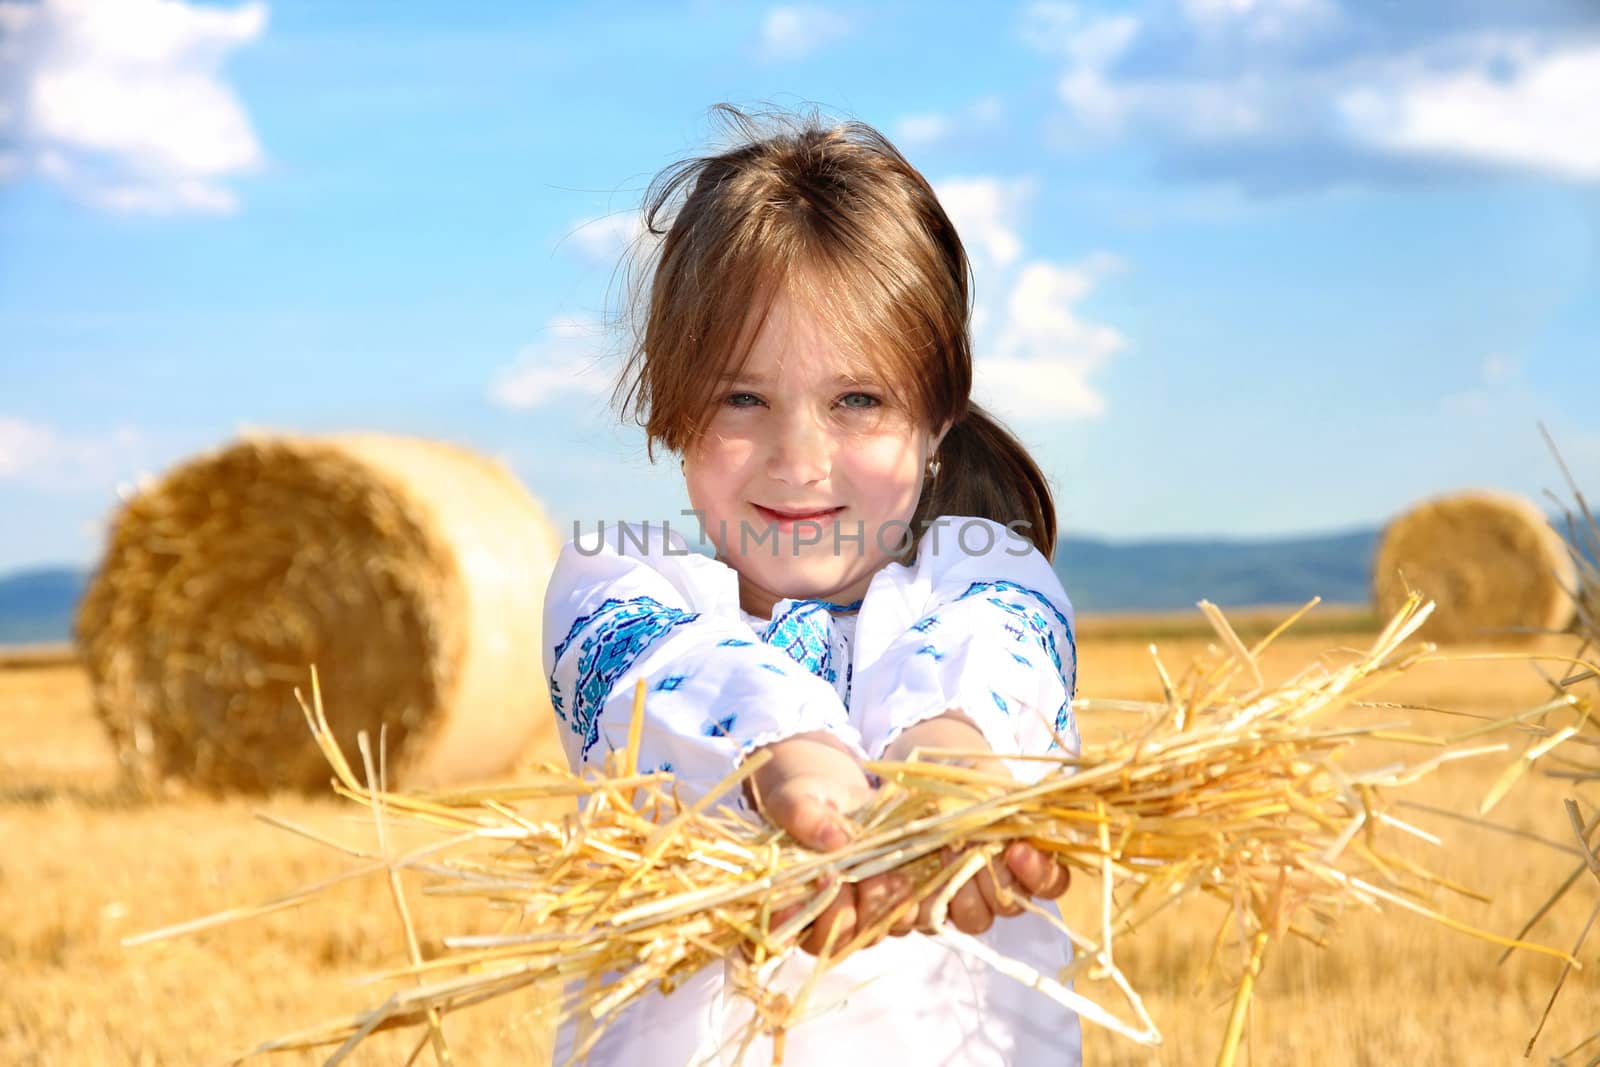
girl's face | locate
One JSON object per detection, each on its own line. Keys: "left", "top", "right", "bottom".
{"left": 682, "top": 286, "right": 945, "bottom": 619}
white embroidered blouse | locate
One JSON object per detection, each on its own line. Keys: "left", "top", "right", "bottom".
{"left": 541, "top": 516, "right": 1083, "bottom": 1066}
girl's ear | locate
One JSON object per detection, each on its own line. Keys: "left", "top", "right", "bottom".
{"left": 931, "top": 419, "right": 954, "bottom": 453}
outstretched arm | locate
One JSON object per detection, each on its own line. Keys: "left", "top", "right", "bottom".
{"left": 747, "top": 731, "right": 911, "bottom": 957}
{"left": 881, "top": 712, "right": 1071, "bottom": 937}
{"left": 853, "top": 519, "right": 1080, "bottom": 768}
{"left": 542, "top": 528, "right": 862, "bottom": 803}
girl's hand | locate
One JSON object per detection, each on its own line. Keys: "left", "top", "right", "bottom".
{"left": 880, "top": 711, "right": 1072, "bottom": 937}
{"left": 910, "top": 840, "right": 1070, "bottom": 936}
{"left": 746, "top": 734, "right": 912, "bottom": 957}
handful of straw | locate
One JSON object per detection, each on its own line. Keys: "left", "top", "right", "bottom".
{"left": 130, "top": 595, "right": 1593, "bottom": 1065}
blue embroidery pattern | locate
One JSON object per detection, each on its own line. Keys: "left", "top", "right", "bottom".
{"left": 717, "top": 638, "right": 754, "bottom": 647}
{"left": 991, "top": 689, "right": 1009, "bottom": 713}
{"left": 915, "top": 644, "right": 945, "bottom": 662}
{"left": 549, "top": 595, "right": 701, "bottom": 759}
{"left": 703, "top": 713, "right": 737, "bottom": 738}
{"left": 1053, "top": 700, "right": 1074, "bottom": 744}
{"left": 761, "top": 600, "right": 837, "bottom": 685}
{"left": 759, "top": 663, "right": 787, "bottom": 675}
{"left": 792, "top": 597, "right": 864, "bottom": 615}
{"left": 654, "top": 673, "right": 687, "bottom": 692}
{"left": 909, "top": 616, "right": 941, "bottom": 634}
{"left": 952, "top": 579, "right": 1078, "bottom": 700}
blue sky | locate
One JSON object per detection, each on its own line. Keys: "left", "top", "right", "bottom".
{"left": 2, "top": 0, "right": 1598, "bottom": 573}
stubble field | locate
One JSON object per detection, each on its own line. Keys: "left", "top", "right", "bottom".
{"left": 2, "top": 615, "right": 1596, "bottom": 1066}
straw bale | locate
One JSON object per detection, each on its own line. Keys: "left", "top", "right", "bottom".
{"left": 75, "top": 432, "right": 564, "bottom": 794}
{"left": 1373, "top": 490, "right": 1576, "bottom": 643}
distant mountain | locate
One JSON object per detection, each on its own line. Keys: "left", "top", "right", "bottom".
{"left": 1053, "top": 528, "right": 1380, "bottom": 613}
{"left": 0, "top": 529, "right": 1382, "bottom": 646}
{"left": 0, "top": 567, "right": 87, "bottom": 645}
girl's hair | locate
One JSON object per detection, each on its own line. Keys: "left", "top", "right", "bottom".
{"left": 612, "top": 104, "right": 1058, "bottom": 560}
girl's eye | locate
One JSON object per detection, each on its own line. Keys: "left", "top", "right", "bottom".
{"left": 838, "top": 392, "right": 881, "bottom": 410}
{"left": 724, "top": 392, "right": 765, "bottom": 408}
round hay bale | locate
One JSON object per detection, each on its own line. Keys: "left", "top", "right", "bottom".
{"left": 1372, "top": 490, "right": 1577, "bottom": 644}
{"left": 75, "top": 433, "right": 565, "bottom": 794}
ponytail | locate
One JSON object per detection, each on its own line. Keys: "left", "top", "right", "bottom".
{"left": 911, "top": 402, "right": 1058, "bottom": 562}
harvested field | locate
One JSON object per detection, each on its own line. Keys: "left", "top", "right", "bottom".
{"left": 1, "top": 616, "right": 1595, "bottom": 1065}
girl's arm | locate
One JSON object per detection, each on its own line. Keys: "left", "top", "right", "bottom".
{"left": 854, "top": 518, "right": 1079, "bottom": 771}
{"left": 882, "top": 711, "right": 1071, "bottom": 936}
{"left": 543, "top": 526, "right": 897, "bottom": 956}
{"left": 541, "top": 526, "right": 864, "bottom": 807}
{"left": 852, "top": 518, "right": 1078, "bottom": 936}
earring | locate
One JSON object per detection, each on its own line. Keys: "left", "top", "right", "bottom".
{"left": 926, "top": 456, "right": 941, "bottom": 479}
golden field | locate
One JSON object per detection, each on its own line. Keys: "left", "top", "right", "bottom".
{"left": 2, "top": 616, "right": 1596, "bottom": 1066}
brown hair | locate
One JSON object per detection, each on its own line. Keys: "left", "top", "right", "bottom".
{"left": 611, "top": 104, "right": 1058, "bottom": 560}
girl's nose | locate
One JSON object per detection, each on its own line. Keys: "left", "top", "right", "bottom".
{"left": 766, "top": 412, "right": 831, "bottom": 485}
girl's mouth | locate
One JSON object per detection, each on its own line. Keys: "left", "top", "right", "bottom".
{"left": 753, "top": 504, "right": 845, "bottom": 528}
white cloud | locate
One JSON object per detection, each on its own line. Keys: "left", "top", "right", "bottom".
{"left": 1179, "top": 0, "right": 1339, "bottom": 40}
{"left": 0, "top": 0, "right": 267, "bottom": 214}
{"left": 489, "top": 316, "right": 614, "bottom": 411}
{"left": 1033, "top": 6, "right": 1278, "bottom": 141}
{"left": 1023, "top": 3, "right": 1600, "bottom": 186}
{"left": 1338, "top": 41, "right": 1600, "bottom": 181}
{"left": 758, "top": 6, "right": 852, "bottom": 62}
{"left": 562, "top": 210, "right": 651, "bottom": 265}
{"left": 973, "top": 355, "right": 1110, "bottom": 420}
{"left": 0, "top": 416, "right": 149, "bottom": 487}
{"left": 0, "top": 417, "right": 57, "bottom": 477}
{"left": 979, "top": 258, "right": 1127, "bottom": 419}
{"left": 896, "top": 113, "right": 950, "bottom": 146}
{"left": 933, "top": 176, "right": 1035, "bottom": 272}
{"left": 935, "top": 173, "right": 1128, "bottom": 421}
{"left": 894, "top": 95, "right": 1003, "bottom": 148}
{"left": 1018, "top": 2, "right": 1084, "bottom": 56}
{"left": 1022, "top": 3, "right": 1139, "bottom": 67}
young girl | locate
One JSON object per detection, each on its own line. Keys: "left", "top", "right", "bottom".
{"left": 542, "top": 105, "right": 1082, "bottom": 1067}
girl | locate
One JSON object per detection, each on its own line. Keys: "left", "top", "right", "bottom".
{"left": 542, "top": 105, "right": 1082, "bottom": 1067}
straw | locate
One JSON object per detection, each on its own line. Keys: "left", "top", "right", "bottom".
{"left": 1515, "top": 434, "right": 1600, "bottom": 1059}
{"left": 128, "top": 595, "right": 1592, "bottom": 1066}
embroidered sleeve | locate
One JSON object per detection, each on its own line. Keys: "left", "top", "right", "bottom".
{"left": 541, "top": 529, "right": 862, "bottom": 802}
{"left": 851, "top": 519, "right": 1079, "bottom": 768}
